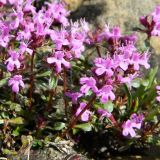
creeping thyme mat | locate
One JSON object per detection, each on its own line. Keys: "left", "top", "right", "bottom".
{"left": 0, "top": 0, "right": 159, "bottom": 159}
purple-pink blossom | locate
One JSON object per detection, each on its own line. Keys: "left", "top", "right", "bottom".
{"left": 75, "top": 102, "right": 91, "bottom": 122}
{"left": 47, "top": 51, "right": 70, "bottom": 73}
{"left": 122, "top": 113, "right": 144, "bottom": 137}
{"left": 80, "top": 77, "right": 98, "bottom": 94}
{"left": 8, "top": 75, "right": 24, "bottom": 93}
{"left": 94, "top": 58, "right": 113, "bottom": 77}
{"left": 140, "top": 6, "right": 160, "bottom": 37}
{"left": 98, "top": 108, "right": 112, "bottom": 119}
{"left": 19, "top": 42, "right": 33, "bottom": 55}
{"left": 65, "top": 92, "right": 83, "bottom": 104}
{"left": 97, "top": 85, "right": 115, "bottom": 103}
{"left": 45, "top": 1, "right": 69, "bottom": 26}
{"left": 5, "top": 50, "right": 21, "bottom": 71}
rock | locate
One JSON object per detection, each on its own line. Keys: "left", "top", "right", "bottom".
{"left": 70, "top": 0, "right": 160, "bottom": 47}
{"left": 64, "top": 0, "right": 84, "bottom": 11}
{"left": 70, "top": 0, "right": 160, "bottom": 30}
{"left": 29, "top": 147, "right": 90, "bottom": 160}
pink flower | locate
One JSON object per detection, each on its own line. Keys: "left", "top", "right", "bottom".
{"left": 65, "top": 92, "right": 83, "bottom": 104}
{"left": 151, "top": 23, "right": 160, "bottom": 36}
{"left": 80, "top": 77, "right": 98, "bottom": 94}
{"left": 19, "top": 42, "right": 33, "bottom": 55}
{"left": 122, "top": 120, "right": 140, "bottom": 137}
{"left": 0, "top": 0, "right": 6, "bottom": 4}
{"left": 5, "top": 50, "right": 21, "bottom": 71}
{"left": 97, "top": 85, "right": 115, "bottom": 103}
{"left": 23, "top": 0, "right": 36, "bottom": 14}
{"left": 47, "top": 51, "right": 70, "bottom": 73}
{"left": 140, "top": 6, "right": 160, "bottom": 37}
{"left": 0, "top": 22, "right": 11, "bottom": 47}
{"left": 9, "top": 8, "right": 24, "bottom": 30}
{"left": 16, "top": 23, "right": 33, "bottom": 41}
{"left": 98, "top": 108, "right": 112, "bottom": 118}
{"left": 97, "top": 25, "right": 121, "bottom": 42}
{"left": 119, "top": 73, "right": 137, "bottom": 85}
{"left": 94, "top": 58, "right": 113, "bottom": 76}
{"left": 70, "top": 38, "right": 85, "bottom": 58}
{"left": 139, "top": 52, "right": 150, "bottom": 69}
{"left": 8, "top": 0, "right": 23, "bottom": 5}
{"left": 50, "top": 29, "right": 69, "bottom": 50}
{"left": 151, "top": 6, "right": 160, "bottom": 22}
{"left": 8, "top": 75, "right": 24, "bottom": 93}
{"left": 45, "top": 1, "right": 69, "bottom": 26}
{"left": 75, "top": 102, "right": 91, "bottom": 121}
{"left": 130, "top": 113, "right": 144, "bottom": 124}
{"left": 122, "top": 113, "right": 144, "bottom": 137}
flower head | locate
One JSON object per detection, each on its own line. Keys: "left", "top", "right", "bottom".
{"left": 5, "top": 50, "right": 21, "bottom": 71}
{"left": 80, "top": 77, "right": 98, "bottom": 94}
{"left": 97, "top": 85, "right": 115, "bottom": 103}
{"left": 75, "top": 102, "right": 91, "bottom": 122}
{"left": 8, "top": 75, "right": 24, "bottom": 93}
{"left": 98, "top": 108, "right": 112, "bottom": 118}
{"left": 47, "top": 51, "right": 70, "bottom": 73}
{"left": 65, "top": 92, "right": 82, "bottom": 104}
{"left": 122, "top": 113, "right": 144, "bottom": 138}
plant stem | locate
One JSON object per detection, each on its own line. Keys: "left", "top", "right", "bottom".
{"left": 96, "top": 45, "right": 102, "bottom": 57}
{"left": 61, "top": 94, "right": 96, "bottom": 138}
{"left": 109, "top": 115, "right": 119, "bottom": 127}
{"left": 46, "top": 90, "right": 54, "bottom": 112}
{"left": 29, "top": 52, "right": 35, "bottom": 111}
{"left": 63, "top": 68, "right": 68, "bottom": 119}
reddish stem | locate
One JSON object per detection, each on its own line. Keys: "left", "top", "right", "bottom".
{"left": 96, "top": 45, "right": 102, "bottom": 57}
{"left": 61, "top": 95, "right": 96, "bottom": 138}
{"left": 63, "top": 68, "right": 68, "bottom": 118}
{"left": 29, "top": 52, "right": 35, "bottom": 111}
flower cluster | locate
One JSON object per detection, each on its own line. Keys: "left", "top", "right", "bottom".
{"left": 140, "top": 6, "right": 160, "bottom": 37}
{"left": 122, "top": 113, "right": 144, "bottom": 137}
{"left": 66, "top": 25, "right": 149, "bottom": 137}
{"left": 8, "top": 75, "right": 24, "bottom": 94}
{"left": 97, "top": 25, "right": 137, "bottom": 46}
{"left": 47, "top": 19, "right": 89, "bottom": 73}
{"left": 0, "top": 0, "right": 71, "bottom": 93}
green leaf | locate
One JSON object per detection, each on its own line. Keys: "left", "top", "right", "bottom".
{"left": 102, "top": 101, "right": 114, "bottom": 112}
{"left": 141, "top": 79, "right": 149, "bottom": 87}
{"left": 147, "top": 66, "right": 158, "bottom": 89}
{"left": 2, "top": 149, "right": 17, "bottom": 155}
{"left": 124, "top": 84, "right": 132, "bottom": 109}
{"left": 12, "top": 127, "right": 20, "bottom": 137}
{"left": 0, "top": 119, "right": 4, "bottom": 124}
{"left": 145, "top": 107, "right": 160, "bottom": 121}
{"left": 49, "top": 76, "right": 58, "bottom": 90}
{"left": 53, "top": 122, "right": 66, "bottom": 131}
{"left": 36, "top": 70, "right": 51, "bottom": 78}
{"left": 10, "top": 103, "right": 22, "bottom": 112}
{"left": 85, "top": 90, "right": 92, "bottom": 96}
{"left": 32, "top": 139, "right": 43, "bottom": 148}
{"left": 72, "top": 128, "right": 80, "bottom": 135}
{"left": 133, "top": 98, "right": 139, "bottom": 112}
{"left": 75, "top": 123, "right": 92, "bottom": 132}
{"left": 0, "top": 77, "right": 9, "bottom": 88}
{"left": 131, "top": 78, "right": 141, "bottom": 88}
{"left": 9, "top": 117, "right": 24, "bottom": 124}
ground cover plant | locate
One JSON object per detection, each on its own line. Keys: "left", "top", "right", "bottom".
{"left": 0, "top": 0, "right": 159, "bottom": 159}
